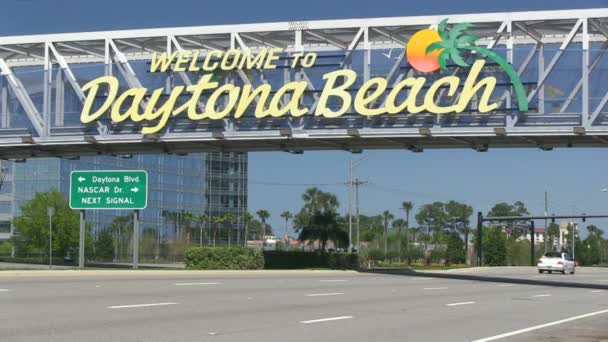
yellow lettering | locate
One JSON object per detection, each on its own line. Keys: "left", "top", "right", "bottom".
{"left": 235, "top": 84, "right": 272, "bottom": 118}
{"left": 354, "top": 77, "right": 388, "bottom": 116}
{"left": 110, "top": 88, "right": 147, "bottom": 123}
{"left": 385, "top": 77, "right": 427, "bottom": 114}
{"left": 141, "top": 86, "right": 185, "bottom": 134}
{"left": 173, "top": 51, "right": 191, "bottom": 72}
{"left": 203, "top": 50, "right": 222, "bottom": 71}
{"left": 172, "top": 74, "right": 219, "bottom": 120}
{"left": 80, "top": 76, "right": 119, "bottom": 124}
{"left": 220, "top": 49, "right": 240, "bottom": 71}
{"left": 188, "top": 50, "right": 201, "bottom": 72}
{"left": 456, "top": 60, "right": 498, "bottom": 112}
{"left": 239, "top": 49, "right": 267, "bottom": 70}
{"left": 204, "top": 84, "right": 239, "bottom": 119}
{"left": 315, "top": 70, "right": 357, "bottom": 118}
{"left": 423, "top": 76, "right": 460, "bottom": 114}
{"left": 268, "top": 81, "right": 309, "bottom": 117}
{"left": 263, "top": 48, "right": 282, "bottom": 69}
{"left": 150, "top": 52, "right": 178, "bottom": 73}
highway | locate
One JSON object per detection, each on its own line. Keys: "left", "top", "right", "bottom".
{"left": 0, "top": 269, "right": 607, "bottom": 342}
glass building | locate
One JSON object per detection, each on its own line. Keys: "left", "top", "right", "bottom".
{"left": 0, "top": 152, "right": 247, "bottom": 261}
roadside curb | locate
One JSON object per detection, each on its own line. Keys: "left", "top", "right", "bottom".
{"left": 362, "top": 268, "right": 608, "bottom": 290}
{"left": 0, "top": 269, "right": 359, "bottom": 278}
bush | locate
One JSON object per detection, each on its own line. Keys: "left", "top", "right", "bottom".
{"left": 365, "top": 248, "right": 385, "bottom": 262}
{"left": 263, "top": 251, "right": 358, "bottom": 270}
{"left": 0, "top": 256, "right": 68, "bottom": 265}
{"left": 184, "top": 247, "right": 264, "bottom": 270}
{"left": 0, "top": 241, "right": 12, "bottom": 256}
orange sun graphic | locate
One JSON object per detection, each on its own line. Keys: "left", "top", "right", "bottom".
{"left": 406, "top": 29, "right": 443, "bottom": 73}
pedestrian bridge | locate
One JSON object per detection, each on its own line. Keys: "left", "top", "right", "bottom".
{"left": 0, "top": 8, "right": 607, "bottom": 158}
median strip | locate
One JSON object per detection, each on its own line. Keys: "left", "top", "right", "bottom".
{"left": 446, "top": 301, "right": 476, "bottom": 307}
{"left": 106, "top": 302, "right": 178, "bottom": 309}
{"left": 299, "top": 316, "right": 353, "bottom": 324}
{"left": 306, "top": 293, "right": 344, "bottom": 297}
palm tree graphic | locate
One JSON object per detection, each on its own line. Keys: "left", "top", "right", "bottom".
{"left": 426, "top": 19, "right": 529, "bottom": 112}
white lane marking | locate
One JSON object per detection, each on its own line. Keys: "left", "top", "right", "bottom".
{"left": 106, "top": 302, "right": 178, "bottom": 309}
{"left": 0, "top": 289, "right": 10, "bottom": 292}
{"left": 472, "top": 309, "right": 608, "bottom": 342}
{"left": 589, "top": 290, "right": 603, "bottom": 293}
{"left": 319, "top": 279, "right": 347, "bottom": 282}
{"left": 498, "top": 284, "right": 514, "bottom": 287}
{"left": 95, "top": 285, "right": 102, "bottom": 288}
{"left": 175, "top": 282, "right": 221, "bottom": 286}
{"left": 424, "top": 287, "right": 448, "bottom": 290}
{"left": 446, "top": 301, "right": 476, "bottom": 307}
{"left": 532, "top": 294, "right": 551, "bottom": 298}
{"left": 299, "top": 316, "right": 353, "bottom": 324}
{"left": 306, "top": 292, "right": 344, "bottom": 297}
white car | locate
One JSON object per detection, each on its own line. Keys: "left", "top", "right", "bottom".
{"left": 537, "top": 252, "right": 576, "bottom": 274}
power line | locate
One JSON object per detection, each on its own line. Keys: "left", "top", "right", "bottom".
{"left": 249, "top": 179, "right": 344, "bottom": 187}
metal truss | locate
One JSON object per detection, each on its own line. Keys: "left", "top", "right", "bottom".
{"left": 0, "top": 8, "right": 608, "bottom": 158}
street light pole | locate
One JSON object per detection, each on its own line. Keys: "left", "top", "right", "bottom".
{"left": 47, "top": 206, "right": 54, "bottom": 270}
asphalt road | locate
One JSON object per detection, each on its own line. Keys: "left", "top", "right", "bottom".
{"left": 1, "top": 269, "right": 607, "bottom": 342}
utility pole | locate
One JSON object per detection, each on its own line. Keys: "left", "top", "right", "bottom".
{"left": 347, "top": 159, "right": 353, "bottom": 252}
{"left": 354, "top": 177, "right": 367, "bottom": 252}
{"left": 544, "top": 191, "right": 548, "bottom": 253}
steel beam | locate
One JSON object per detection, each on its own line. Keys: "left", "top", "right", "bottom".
{"left": 0, "top": 58, "right": 44, "bottom": 136}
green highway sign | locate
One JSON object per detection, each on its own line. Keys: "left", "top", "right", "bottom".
{"left": 69, "top": 170, "right": 148, "bottom": 210}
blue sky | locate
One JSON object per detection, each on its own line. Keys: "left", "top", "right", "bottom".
{"left": 4, "top": 0, "right": 608, "bottom": 236}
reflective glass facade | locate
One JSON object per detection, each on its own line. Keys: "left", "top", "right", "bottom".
{"left": 0, "top": 152, "right": 247, "bottom": 259}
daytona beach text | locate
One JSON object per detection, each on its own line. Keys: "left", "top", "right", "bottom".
{"left": 80, "top": 48, "right": 500, "bottom": 134}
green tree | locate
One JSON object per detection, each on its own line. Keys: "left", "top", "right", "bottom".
{"left": 445, "top": 200, "right": 473, "bottom": 260}
{"left": 95, "top": 229, "right": 114, "bottom": 261}
{"left": 426, "top": 18, "right": 528, "bottom": 111}
{"left": 108, "top": 215, "right": 132, "bottom": 261}
{"left": 298, "top": 211, "right": 348, "bottom": 251}
{"left": 294, "top": 188, "right": 339, "bottom": 232}
{"left": 280, "top": 211, "right": 293, "bottom": 239}
{"left": 382, "top": 210, "right": 394, "bottom": 257}
{"left": 401, "top": 201, "right": 414, "bottom": 259}
{"left": 13, "top": 190, "right": 79, "bottom": 259}
{"left": 392, "top": 218, "right": 406, "bottom": 262}
{"left": 415, "top": 202, "right": 447, "bottom": 251}
{"left": 547, "top": 222, "right": 560, "bottom": 249}
{"left": 242, "top": 213, "right": 253, "bottom": 244}
{"left": 256, "top": 210, "right": 270, "bottom": 239}
{"left": 483, "top": 226, "right": 507, "bottom": 266}
{"left": 445, "top": 232, "right": 466, "bottom": 265}
{"left": 487, "top": 201, "right": 529, "bottom": 240}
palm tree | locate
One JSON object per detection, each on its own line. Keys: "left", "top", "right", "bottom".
{"left": 195, "top": 214, "right": 209, "bottom": 247}
{"left": 392, "top": 218, "right": 406, "bottom": 262}
{"left": 382, "top": 210, "right": 394, "bottom": 257}
{"left": 256, "top": 209, "right": 270, "bottom": 240}
{"left": 242, "top": 212, "right": 253, "bottom": 246}
{"left": 426, "top": 19, "right": 528, "bottom": 112}
{"left": 211, "top": 215, "right": 226, "bottom": 247}
{"left": 223, "top": 213, "right": 237, "bottom": 246}
{"left": 298, "top": 211, "right": 348, "bottom": 252}
{"left": 280, "top": 211, "right": 293, "bottom": 240}
{"left": 401, "top": 201, "right": 414, "bottom": 261}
